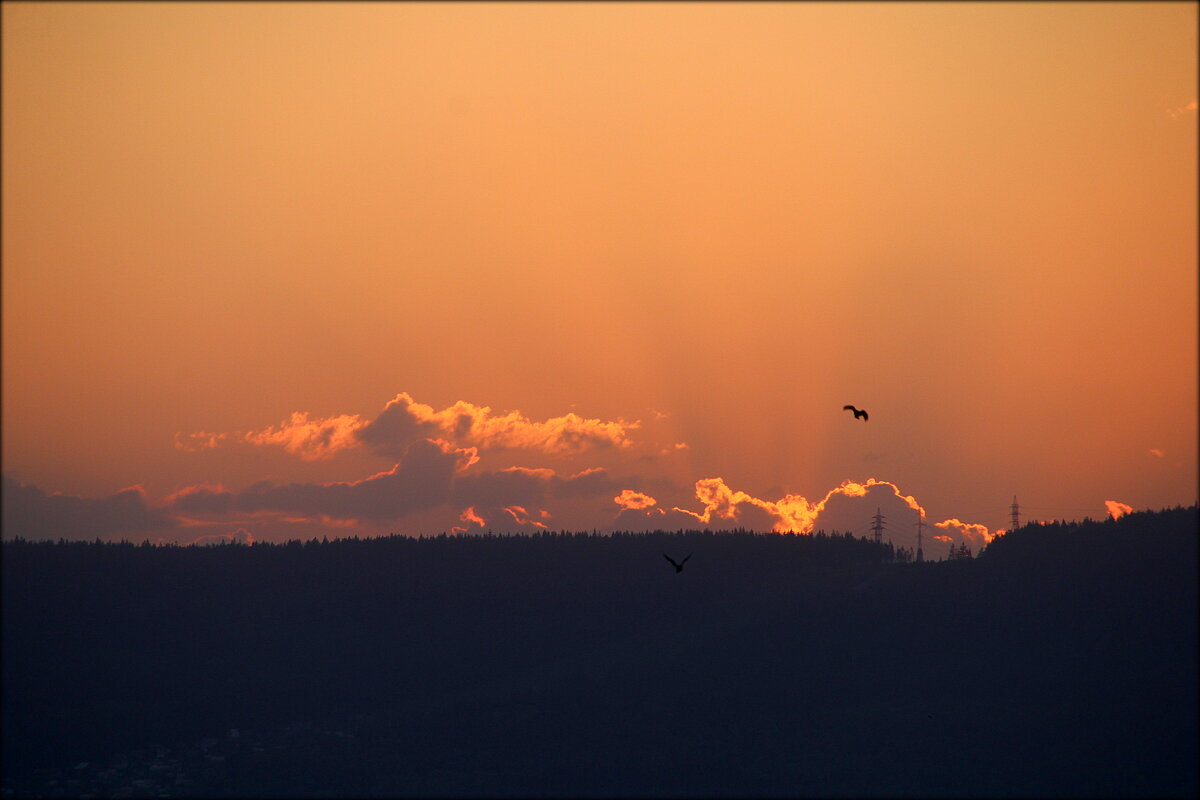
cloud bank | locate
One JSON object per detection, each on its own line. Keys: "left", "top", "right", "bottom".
{"left": 14, "top": 391, "right": 1136, "bottom": 552}
{"left": 357, "top": 392, "right": 638, "bottom": 458}
{"left": 2, "top": 475, "right": 175, "bottom": 541}
{"left": 180, "top": 391, "right": 640, "bottom": 462}
{"left": 158, "top": 438, "right": 624, "bottom": 532}
{"left": 614, "top": 476, "right": 1000, "bottom": 550}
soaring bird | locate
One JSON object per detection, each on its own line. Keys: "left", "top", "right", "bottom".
{"left": 663, "top": 553, "right": 692, "bottom": 573}
{"left": 843, "top": 405, "right": 868, "bottom": 421}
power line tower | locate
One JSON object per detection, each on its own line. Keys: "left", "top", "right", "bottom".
{"left": 914, "top": 512, "right": 925, "bottom": 563}
{"left": 1010, "top": 496, "right": 1020, "bottom": 532}
{"left": 870, "top": 507, "right": 885, "bottom": 545}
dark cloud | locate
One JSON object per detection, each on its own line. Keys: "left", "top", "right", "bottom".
{"left": 2, "top": 475, "right": 175, "bottom": 541}
{"left": 449, "top": 467, "right": 555, "bottom": 511}
{"left": 726, "top": 502, "right": 778, "bottom": 531}
{"left": 449, "top": 465, "right": 625, "bottom": 511}
{"left": 354, "top": 395, "right": 432, "bottom": 459}
{"left": 160, "top": 442, "right": 628, "bottom": 528}
{"left": 165, "top": 485, "right": 236, "bottom": 514}
{"left": 555, "top": 467, "right": 625, "bottom": 499}
{"left": 236, "top": 438, "right": 470, "bottom": 521}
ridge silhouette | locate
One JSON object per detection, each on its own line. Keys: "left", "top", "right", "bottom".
{"left": 2, "top": 507, "right": 1195, "bottom": 798}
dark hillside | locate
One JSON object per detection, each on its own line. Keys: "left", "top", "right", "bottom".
{"left": 3, "top": 512, "right": 1196, "bottom": 797}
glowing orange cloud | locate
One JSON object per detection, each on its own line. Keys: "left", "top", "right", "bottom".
{"left": 1149, "top": 448, "right": 1164, "bottom": 458}
{"left": 932, "top": 534, "right": 954, "bottom": 543}
{"left": 502, "top": 505, "right": 549, "bottom": 529}
{"left": 934, "top": 518, "right": 995, "bottom": 549}
{"left": 450, "top": 506, "right": 485, "bottom": 535}
{"left": 614, "top": 489, "right": 658, "bottom": 510}
{"left": 672, "top": 477, "right": 933, "bottom": 534}
{"left": 367, "top": 392, "right": 638, "bottom": 456}
{"left": 451, "top": 503, "right": 551, "bottom": 533}
{"left": 662, "top": 476, "right": 999, "bottom": 550}
{"left": 210, "top": 391, "right": 643, "bottom": 460}
{"left": 197, "top": 392, "right": 642, "bottom": 462}
{"left": 673, "top": 478, "right": 758, "bottom": 524}
{"left": 242, "top": 412, "right": 368, "bottom": 461}
{"left": 1104, "top": 500, "right": 1133, "bottom": 520}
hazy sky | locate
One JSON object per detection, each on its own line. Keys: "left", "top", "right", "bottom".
{"left": 4, "top": 2, "right": 1196, "bottom": 549}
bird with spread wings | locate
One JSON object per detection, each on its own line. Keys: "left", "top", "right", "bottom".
{"left": 843, "top": 405, "right": 868, "bottom": 421}
{"left": 663, "top": 553, "right": 692, "bottom": 573}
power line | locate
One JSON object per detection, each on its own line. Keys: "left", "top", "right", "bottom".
{"left": 870, "top": 507, "right": 885, "bottom": 545}
{"left": 913, "top": 511, "right": 924, "bottom": 562}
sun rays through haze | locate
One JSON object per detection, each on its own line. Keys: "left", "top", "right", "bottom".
{"left": 3, "top": 2, "right": 1196, "bottom": 550}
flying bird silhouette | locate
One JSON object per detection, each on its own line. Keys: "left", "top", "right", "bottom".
{"left": 663, "top": 553, "right": 692, "bottom": 573}
{"left": 843, "top": 405, "right": 868, "bottom": 421}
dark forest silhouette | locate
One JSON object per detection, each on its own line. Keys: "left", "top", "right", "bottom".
{"left": 3, "top": 507, "right": 1197, "bottom": 797}
{"left": 663, "top": 551, "right": 692, "bottom": 572}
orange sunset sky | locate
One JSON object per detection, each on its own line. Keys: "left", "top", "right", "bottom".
{"left": 3, "top": 2, "right": 1196, "bottom": 549}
